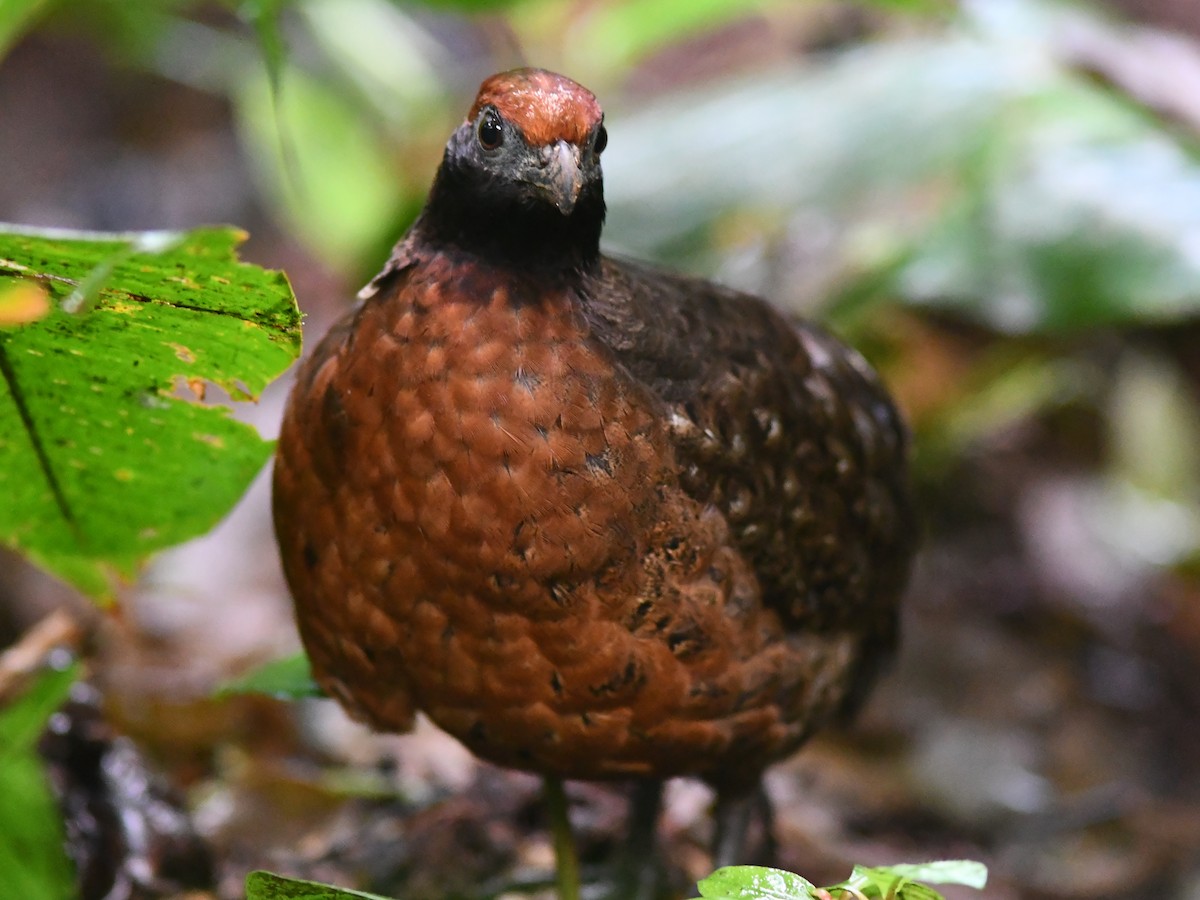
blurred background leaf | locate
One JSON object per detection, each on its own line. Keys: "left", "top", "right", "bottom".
{"left": 0, "top": 0, "right": 52, "bottom": 58}
{"left": 234, "top": 64, "right": 409, "bottom": 269}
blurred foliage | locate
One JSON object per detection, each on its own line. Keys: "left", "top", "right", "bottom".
{"left": 0, "top": 0, "right": 51, "bottom": 57}
{"left": 28, "top": 0, "right": 958, "bottom": 276}
{"left": 235, "top": 64, "right": 410, "bottom": 267}
{"left": 0, "top": 661, "right": 79, "bottom": 900}
{"left": 34, "top": 0, "right": 1196, "bottom": 344}
{"left": 571, "top": 0, "right": 784, "bottom": 70}
{"left": 0, "top": 226, "right": 300, "bottom": 599}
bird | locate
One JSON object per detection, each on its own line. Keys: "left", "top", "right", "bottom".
{"left": 272, "top": 67, "right": 914, "bottom": 897}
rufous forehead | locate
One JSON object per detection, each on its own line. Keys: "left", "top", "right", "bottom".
{"left": 468, "top": 68, "right": 603, "bottom": 147}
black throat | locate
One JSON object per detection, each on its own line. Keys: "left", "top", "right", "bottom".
{"left": 416, "top": 149, "right": 605, "bottom": 276}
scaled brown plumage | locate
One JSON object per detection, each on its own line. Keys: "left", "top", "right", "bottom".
{"left": 273, "top": 68, "right": 913, "bottom": 804}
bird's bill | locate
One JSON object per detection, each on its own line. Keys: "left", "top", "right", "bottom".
{"left": 526, "top": 140, "right": 583, "bottom": 216}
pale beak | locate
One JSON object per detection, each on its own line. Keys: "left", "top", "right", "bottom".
{"left": 530, "top": 140, "right": 582, "bottom": 216}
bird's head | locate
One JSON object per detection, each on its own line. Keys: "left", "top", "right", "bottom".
{"left": 422, "top": 68, "right": 608, "bottom": 269}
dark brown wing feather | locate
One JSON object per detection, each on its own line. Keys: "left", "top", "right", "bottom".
{"left": 582, "top": 258, "right": 915, "bottom": 688}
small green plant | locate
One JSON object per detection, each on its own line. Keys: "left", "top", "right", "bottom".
{"left": 242, "top": 860, "right": 987, "bottom": 900}
{"left": 696, "top": 862, "right": 988, "bottom": 900}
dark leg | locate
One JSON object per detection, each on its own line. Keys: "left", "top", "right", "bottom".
{"left": 607, "top": 779, "right": 664, "bottom": 900}
{"left": 712, "top": 780, "right": 774, "bottom": 869}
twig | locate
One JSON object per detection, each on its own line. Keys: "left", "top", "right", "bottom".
{"left": 0, "top": 609, "right": 82, "bottom": 703}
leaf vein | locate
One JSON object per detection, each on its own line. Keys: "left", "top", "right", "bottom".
{"left": 0, "top": 339, "right": 80, "bottom": 537}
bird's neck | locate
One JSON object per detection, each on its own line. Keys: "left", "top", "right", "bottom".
{"left": 416, "top": 164, "right": 604, "bottom": 276}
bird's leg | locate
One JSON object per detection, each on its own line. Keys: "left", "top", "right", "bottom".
{"left": 543, "top": 776, "right": 581, "bottom": 900}
{"left": 605, "top": 779, "right": 664, "bottom": 900}
{"left": 711, "top": 780, "right": 775, "bottom": 869}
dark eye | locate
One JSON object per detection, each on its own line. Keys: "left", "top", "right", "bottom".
{"left": 593, "top": 124, "right": 608, "bottom": 155}
{"left": 477, "top": 109, "right": 504, "bottom": 151}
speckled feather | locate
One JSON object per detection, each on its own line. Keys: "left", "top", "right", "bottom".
{"left": 272, "top": 70, "right": 914, "bottom": 788}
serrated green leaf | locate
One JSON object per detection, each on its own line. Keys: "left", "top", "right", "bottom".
{"left": 695, "top": 865, "right": 816, "bottom": 900}
{"left": 0, "top": 224, "right": 301, "bottom": 600}
{"left": 0, "top": 661, "right": 80, "bottom": 900}
{"left": 245, "top": 870, "right": 397, "bottom": 900}
{"left": 217, "top": 652, "right": 323, "bottom": 700}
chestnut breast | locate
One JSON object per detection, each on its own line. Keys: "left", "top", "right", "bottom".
{"left": 275, "top": 252, "right": 879, "bottom": 781}
{"left": 350, "top": 255, "right": 672, "bottom": 595}
{"left": 275, "top": 254, "right": 687, "bottom": 738}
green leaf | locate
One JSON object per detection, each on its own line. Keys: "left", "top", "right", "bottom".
{"left": 829, "top": 860, "right": 988, "bottom": 900}
{"left": 245, "top": 870, "right": 396, "bottom": 900}
{"left": 695, "top": 865, "right": 817, "bottom": 900}
{"left": 0, "top": 0, "right": 54, "bottom": 59}
{"left": 693, "top": 860, "right": 988, "bottom": 900}
{"left": 0, "top": 224, "right": 301, "bottom": 600}
{"left": 877, "top": 861, "right": 988, "bottom": 889}
{"left": 217, "top": 652, "right": 323, "bottom": 700}
{"left": 0, "top": 661, "right": 80, "bottom": 900}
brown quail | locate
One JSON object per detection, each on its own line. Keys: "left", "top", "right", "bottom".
{"left": 272, "top": 67, "right": 915, "bottom": 894}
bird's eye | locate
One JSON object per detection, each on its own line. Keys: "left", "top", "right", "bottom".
{"left": 593, "top": 125, "right": 608, "bottom": 155}
{"left": 477, "top": 109, "right": 504, "bottom": 151}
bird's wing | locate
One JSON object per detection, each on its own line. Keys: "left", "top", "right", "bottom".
{"left": 582, "top": 257, "right": 915, "bottom": 645}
